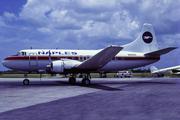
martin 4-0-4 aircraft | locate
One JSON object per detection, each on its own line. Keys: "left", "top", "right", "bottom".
{"left": 150, "top": 65, "right": 180, "bottom": 77}
{"left": 2, "top": 23, "right": 177, "bottom": 85}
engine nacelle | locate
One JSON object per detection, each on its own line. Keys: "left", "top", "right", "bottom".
{"left": 51, "top": 61, "right": 64, "bottom": 73}
{"left": 51, "top": 60, "right": 82, "bottom": 73}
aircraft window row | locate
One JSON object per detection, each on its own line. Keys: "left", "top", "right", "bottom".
{"left": 58, "top": 56, "right": 91, "bottom": 61}
{"left": 72, "top": 57, "right": 76, "bottom": 60}
{"left": 112, "top": 57, "right": 124, "bottom": 60}
{"left": 115, "top": 57, "right": 118, "bottom": 60}
{"left": 57, "top": 57, "right": 61, "bottom": 60}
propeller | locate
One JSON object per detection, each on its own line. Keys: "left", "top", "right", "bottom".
{"left": 48, "top": 50, "right": 51, "bottom": 65}
{"left": 47, "top": 50, "right": 52, "bottom": 71}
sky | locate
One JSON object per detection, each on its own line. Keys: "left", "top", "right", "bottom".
{"left": 0, "top": 0, "right": 180, "bottom": 71}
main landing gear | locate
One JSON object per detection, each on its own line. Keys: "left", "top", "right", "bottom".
{"left": 69, "top": 73, "right": 91, "bottom": 85}
{"left": 69, "top": 76, "right": 76, "bottom": 84}
{"left": 82, "top": 78, "right": 91, "bottom": 85}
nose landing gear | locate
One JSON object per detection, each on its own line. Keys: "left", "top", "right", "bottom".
{"left": 23, "top": 79, "right": 30, "bottom": 85}
{"left": 23, "top": 73, "right": 29, "bottom": 85}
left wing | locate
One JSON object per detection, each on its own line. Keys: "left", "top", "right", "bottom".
{"left": 77, "top": 46, "right": 123, "bottom": 70}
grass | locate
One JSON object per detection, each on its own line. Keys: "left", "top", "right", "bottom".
{"left": 0, "top": 74, "right": 46, "bottom": 78}
{"left": 0, "top": 73, "right": 179, "bottom": 78}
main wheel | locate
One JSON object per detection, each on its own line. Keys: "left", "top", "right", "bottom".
{"left": 82, "top": 78, "right": 91, "bottom": 85}
{"left": 69, "top": 77, "right": 76, "bottom": 84}
{"left": 23, "top": 79, "right": 30, "bottom": 85}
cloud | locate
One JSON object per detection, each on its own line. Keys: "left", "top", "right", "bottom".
{"left": 1, "top": 0, "right": 179, "bottom": 48}
{"left": 0, "top": 17, "right": 7, "bottom": 27}
{"left": 71, "top": 0, "right": 117, "bottom": 14}
{"left": 37, "top": 27, "right": 52, "bottom": 34}
{"left": 3, "top": 11, "right": 18, "bottom": 21}
{"left": 0, "top": 0, "right": 180, "bottom": 70}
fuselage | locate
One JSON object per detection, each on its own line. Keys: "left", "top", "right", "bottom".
{"left": 2, "top": 49, "right": 160, "bottom": 73}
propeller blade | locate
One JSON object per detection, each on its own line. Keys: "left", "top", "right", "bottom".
{"left": 49, "top": 50, "right": 51, "bottom": 65}
{"left": 46, "top": 50, "right": 52, "bottom": 71}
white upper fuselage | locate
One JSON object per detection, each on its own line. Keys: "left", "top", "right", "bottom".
{"left": 2, "top": 49, "right": 160, "bottom": 73}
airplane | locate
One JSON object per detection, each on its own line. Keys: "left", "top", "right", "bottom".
{"left": 2, "top": 23, "right": 177, "bottom": 85}
{"left": 150, "top": 65, "right": 180, "bottom": 77}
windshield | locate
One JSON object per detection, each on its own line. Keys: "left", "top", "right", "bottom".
{"left": 15, "top": 52, "right": 21, "bottom": 56}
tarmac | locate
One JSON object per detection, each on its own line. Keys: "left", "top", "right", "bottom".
{"left": 0, "top": 77, "right": 180, "bottom": 120}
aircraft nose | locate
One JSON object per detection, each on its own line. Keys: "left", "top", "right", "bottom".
{"left": 2, "top": 58, "right": 12, "bottom": 69}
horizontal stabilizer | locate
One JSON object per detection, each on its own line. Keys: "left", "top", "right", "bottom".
{"left": 77, "top": 46, "right": 123, "bottom": 70}
{"left": 145, "top": 47, "right": 178, "bottom": 56}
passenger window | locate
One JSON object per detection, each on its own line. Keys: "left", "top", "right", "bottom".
{"left": 87, "top": 56, "right": 90, "bottom": 59}
{"left": 57, "top": 57, "right": 61, "bottom": 60}
{"left": 79, "top": 56, "right": 83, "bottom": 61}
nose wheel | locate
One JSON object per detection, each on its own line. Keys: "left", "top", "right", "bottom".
{"left": 23, "top": 79, "right": 30, "bottom": 85}
{"left": 23, "top": 73, "right": 30, "bottom": 85}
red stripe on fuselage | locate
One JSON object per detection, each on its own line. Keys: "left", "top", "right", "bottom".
{"left": 3, "top": 56, "right": 160, "bottom": 61}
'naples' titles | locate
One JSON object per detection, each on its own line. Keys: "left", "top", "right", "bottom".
{"left": 38, "top": 51, "right": 77, "bottom": 55}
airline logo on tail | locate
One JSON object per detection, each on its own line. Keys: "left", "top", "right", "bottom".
{"left": 142, "top": 31, "right": 153, "bottom": 43}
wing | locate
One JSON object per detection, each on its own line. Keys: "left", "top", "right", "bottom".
{"left": 77, "top": 46, "right": 123, "bottom": 70}
{"left": 145, "top": 47, "right": 178, "bottom": 56}
{"left": 158, "top": 65, "right": 180, "bottom": 73}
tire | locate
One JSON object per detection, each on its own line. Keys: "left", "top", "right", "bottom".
{"left": 69, "top": 77, "right": 76, "bottom": 84}
{"left": 23, "top": 79, "right": 30, "bottom": 85}
{"left": 82, "top": 78, "right": 91, "bottom": 85}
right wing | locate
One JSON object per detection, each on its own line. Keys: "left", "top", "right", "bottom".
{"left": 77, "top": 46, "right": 123, "bottom": 70}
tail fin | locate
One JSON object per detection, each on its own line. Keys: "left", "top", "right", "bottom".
{"left": 122, "top": 23, "right": 158, "bottom": 53}
{"left": 150, "top": 66, "right": 158, "bottom": 73}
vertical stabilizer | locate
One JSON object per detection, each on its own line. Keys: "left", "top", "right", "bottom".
{"left": 150, "top": 66, "right": 158, "bottom": 73}
{"left": 122, "top": 23, "right": 158, "bottom": 53}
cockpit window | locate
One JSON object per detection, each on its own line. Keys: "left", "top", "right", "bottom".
{"left": 15, "top": 52, "right": 26, "bottom": 56}
{"left": 21, "top": 52, "right": 26, "bottom": 56}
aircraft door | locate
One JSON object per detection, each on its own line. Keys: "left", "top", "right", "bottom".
{"left": 29, "top": 53, "right": 38, "bottom": 67}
